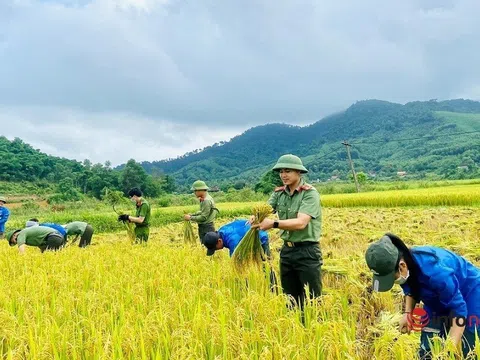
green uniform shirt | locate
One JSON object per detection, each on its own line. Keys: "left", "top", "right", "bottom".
{"left": 65, "top": 221, "right": 88, "bottom": 236}
{"left": 16, "top": 226, "right": 58, "bottom": 247}
{"left": 267, "top": 179, "right": 322, "bottom": 243}
{"left": 136, "top": 198, "right": 151, "bottom": 227}
{"left": 190, "top": 194, "right": 218, "bottom": 224}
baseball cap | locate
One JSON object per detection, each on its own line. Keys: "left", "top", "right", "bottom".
{"left": 203, "top": 231, "right": 220, "bottom": 256}
{"left": 365, "top": 235, "right": 400, "bottom": 292}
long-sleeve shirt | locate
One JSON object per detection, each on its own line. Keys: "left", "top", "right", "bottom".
{"left": 190, "top": 194, "right": 218, "bottom": 224}
{"left": 400, "top": 246, "right": 480, "bottom": 332}
{"left": 0, "top": 207, "right": 10, "bottom": 233}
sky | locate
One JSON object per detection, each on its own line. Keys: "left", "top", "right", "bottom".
{"left": 1, "top": 0, "right": 480, "bottom": 166}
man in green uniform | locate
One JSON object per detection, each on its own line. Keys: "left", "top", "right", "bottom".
{"left": 64, "top": 221, "right": 94, "bottom": 248}
{"left": 183, "top": 180, "right": 219, "bottom": 243}
{"left": 5, "top": 226, "right": 66, "bottom": 254}
{"left": 118, "top": 188, "right": 151, "bottom": 243}
{"left": 254, "top": 154, "right": 322, "bottom": 309}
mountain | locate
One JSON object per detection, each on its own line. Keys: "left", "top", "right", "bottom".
{"left": 135, "top": 99, "right": 480, "bottom": 189}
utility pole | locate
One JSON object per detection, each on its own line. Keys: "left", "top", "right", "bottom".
{"left": 342, "top": 140, "right": 360, "bottom": 193}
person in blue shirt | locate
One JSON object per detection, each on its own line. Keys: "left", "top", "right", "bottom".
{"left": 25, "top": 218, "right": 67, "bottom": 239}
{"left": 203, "top": 219, "right": 271, "bottom": 258}
{"left": 365, "top": 233, "right": 480, "bottom": 359}
{"left": 203, "top": 219, "right": 278, "bottom": 293}
{"left": 0, "top": 196, "right": 10, "bottom": 239}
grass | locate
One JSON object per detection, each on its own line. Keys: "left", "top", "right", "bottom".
{"left": 321, "top": 184, "right": 480, "bottom": 207}
{"left": 1, "top": 207, "right": 479, "bottom": 359}
{"left": 3, "top": 184, "right": 479, "bottom": 235}
{"left": 435, "top": 111, "right": 480, "bottom": 132}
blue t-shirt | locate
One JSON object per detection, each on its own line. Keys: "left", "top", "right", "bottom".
{"left": 218, "top": 219, "right": 269, "bottom": 257}
{"left": 40, "top": 223, "right": 67, "bottom": 237}
{"left": 401, "top": 246, "right": 480, "bottom": 332}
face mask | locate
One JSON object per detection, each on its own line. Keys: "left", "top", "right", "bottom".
{"left": 394, "top": 270, "right": 410, "bottom": 285}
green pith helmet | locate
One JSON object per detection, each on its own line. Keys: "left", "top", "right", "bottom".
{"left": 6, "top": 230, "right": 20, "bottom": 243}
{"left": 0, "top": 196, "right": 6, "bottom": 204}
{"left": 272, "top": 154, "right": 308, "bottom": 173}
{"left": 191, "top": 180, "right": 209, "bottom": 191}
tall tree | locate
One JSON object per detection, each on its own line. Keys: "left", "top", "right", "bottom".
{"left": 120, "top": 159, "right": 148, "bottom": 195}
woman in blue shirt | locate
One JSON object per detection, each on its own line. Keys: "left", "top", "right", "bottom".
{"left": 365, "top": 233, "right": 480, "bottom": 359}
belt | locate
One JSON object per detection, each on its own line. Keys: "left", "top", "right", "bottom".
{"left": 284, "top": 241, "right": 318, "bottom": 248}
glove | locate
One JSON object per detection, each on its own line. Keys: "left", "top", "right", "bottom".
{"left": 118, "top": 214, "right": 130, "bottom": 222}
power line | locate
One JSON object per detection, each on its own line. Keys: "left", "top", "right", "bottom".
{"left": 350, "top": 130, "right": 480, "bottom": 145}
{"left": 315, "top": 145, "right": 343, "bottom": 160}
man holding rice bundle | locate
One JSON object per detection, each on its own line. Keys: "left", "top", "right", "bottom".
{"left": 253, "top": 154, "right": 322, "bottom": 309}
{"left": 118, "top": 188, "right": 151, "bottom": 243}
{"left": 183, "top": 180, "right": 219, "bottom": 243}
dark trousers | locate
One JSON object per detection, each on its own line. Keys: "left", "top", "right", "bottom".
{"left": 280, "top": 242, "right": 323, "bottom": 309}
{"left": 134, "top": 226, "right": 150, "bottom": 243}
{"left": 198, "top": 222, "right": 215, "bottom": 244}
{"left": 419, "top": 320, "right": 477, "bottom": 359}
{"left": 40, "top": 233, "right": 66, "bottom": 252}
{"left": 79, "top": 224, "right": 94, "bottom": 248}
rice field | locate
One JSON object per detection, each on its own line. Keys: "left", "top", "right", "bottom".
{"left": 6, "top": 184, "right": 480, "bottom": 233}
{"left": 1, "top": 205, "right": 479, "bottom": 359}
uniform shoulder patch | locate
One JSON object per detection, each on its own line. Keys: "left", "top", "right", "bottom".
{"left": 274, "top": 186, "right": 286, "bottom": 192}
{"left": 299, "top": 184, "right": 314, "bottom": 191}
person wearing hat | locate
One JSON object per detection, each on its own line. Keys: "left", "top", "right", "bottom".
{"left": 253, "top": 154, "right": 322, "bottom": 309}
{"left": 183, "top": 180, "right": 219, "bottom": 243}
{"left": 6, "top": 226, "right": 66, "bottom": 254}
{"left": 64, "top": 221, "right": 94, "bottom": 248}
{"left": 365, "top": 233, "right": 480, "bottom": 359}
{"left": 0, "top": 196, "right": 10, "bottom": 239}
{"left": 118, "top": 188, "right": 151, "bottom": 243}
{"left": 203, "top": 219, "right": 271, "bottom": 258}
{"left": 25, "top": 218, "right": 67, "bottom": 239}
{"left": 204, "top": 219, "right": 278, "bottom": 292}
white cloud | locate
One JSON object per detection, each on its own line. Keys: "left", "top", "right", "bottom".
{"left": 1, "top": 0, "right": 480, "bottom": 164}
{"left": 0, "top": 106, "right": 246, "bottom": 166}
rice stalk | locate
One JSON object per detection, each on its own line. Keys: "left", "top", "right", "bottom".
{"left": 231, "top": 204, "right": 273, "bottom": 273}
{"left": 183, "top": 221, "right": 196, "bottom": 244}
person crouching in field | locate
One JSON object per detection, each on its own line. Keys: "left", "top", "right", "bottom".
{"left": 365, "top": 233, "right": 480, "bottom": 359}
{"left": 183, "top": 180, "right": 219, "bottom": 244}
{"left": 6, "top": 226, "right": 66, "bottom": 254}
{"left": 203, "top": 219, "right": 271, "bottom": 258}
{"left": 118, "top": 188, "right": 151, "bottom": 243}
{"left": 26, "top": 218, "right": 67, "bottom": 239}
{"left": 203, "top": 219, "right": 278, "bottom": 293}
{"left": 64, "top": 221, "right": 94, "bottom": 248}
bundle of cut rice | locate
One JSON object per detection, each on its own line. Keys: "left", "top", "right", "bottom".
{"left": 232, "top": 203, "right": 273, "bottom": 273}
{"left": 183, "top": 220, "right": 197, "bottom": 244}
